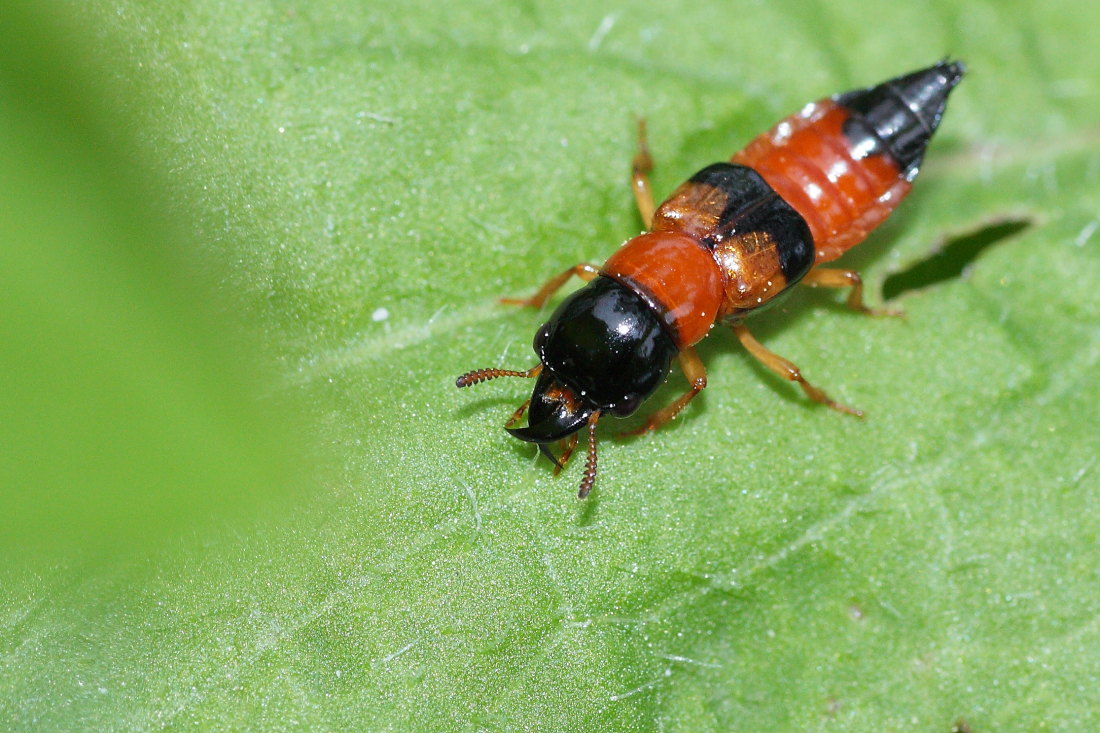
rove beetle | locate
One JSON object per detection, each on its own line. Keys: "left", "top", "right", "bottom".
{"left": 457, "top": 61, "right": 965, "bottom": 498}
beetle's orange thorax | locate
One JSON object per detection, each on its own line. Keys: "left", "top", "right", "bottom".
{"left": 601, "top": 232, "right": 723, "bottom": 348}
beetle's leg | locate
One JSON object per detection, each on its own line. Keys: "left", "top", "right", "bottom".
{"left": 619, "top": 347, "right": 707, "bottom": 437}
{"left": 632, "top": 118, "right": 656, "bottom": 229}
{"left": 500, "top": 264, "right": 599, "bottom": 309}
{"left": 504, "top": 399, "right": 531, "bottom": 428}
{"left": 801, "top": 267, "right": 904, "bottom": 318}
{"left": 553, "top": 433, "right": 580, "bottom": 476}
{"left": 731, "top": 322, "right": 863, "bottom": 417}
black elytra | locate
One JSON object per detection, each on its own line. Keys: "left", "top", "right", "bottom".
{"left": 687, "top": 162, "right": 816, "bottom": 282}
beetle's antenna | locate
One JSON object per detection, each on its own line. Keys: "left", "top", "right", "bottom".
{"left": 577, "top": 411, "right": 601, "bottom": 499}
{"left": 456, "top": 364, "right": 542, "bottom": 388}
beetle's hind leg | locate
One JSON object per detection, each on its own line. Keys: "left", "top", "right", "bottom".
{"left": 619, "top": 347, "right": 707, "bottom": 437}
{"left": 631, "top": 118, "right": 656, "bottom": 229}
{"left": 731, "top": 322, "right": 863, "bottom": 417}
{"left": 802, "top": 267, "right": 904, "bottom": 318}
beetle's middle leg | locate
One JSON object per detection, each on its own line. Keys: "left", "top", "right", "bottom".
{"left": 731, "top": 322, "right": 863, "bottom": 417}
{"left": 619, "top": 347, "right": 707, "bottom": 437}
{"left": 502, "top": 120, "right": 655, "bottom": 310}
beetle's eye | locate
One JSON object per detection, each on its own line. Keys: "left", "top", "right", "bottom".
{"left": 610, "top": 393, "right": 642, "bottom": 417}
{"left": 533, "top": 323, "right": 550, "bottom": 354}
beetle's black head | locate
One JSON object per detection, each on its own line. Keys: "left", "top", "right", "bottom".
{"left": 456, "top": 274, "right": 677, "bottom": 497}
{"left": 508, "top": 275, "right": 677, "bottom": 442}
{"left": 541, "top": 276, "right": 674, "bottom": 407}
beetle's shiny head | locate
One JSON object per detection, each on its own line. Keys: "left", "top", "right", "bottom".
{"left": 455, "top": 274, "right": 675, "bottom": 498}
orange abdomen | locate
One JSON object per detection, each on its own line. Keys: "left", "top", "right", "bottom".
{"left": 732, "top": 99, "right": 911, "bottom": 264}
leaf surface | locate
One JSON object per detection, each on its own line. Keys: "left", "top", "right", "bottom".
{"left": 3, "top": 1, "right": 1098, "bottom": 730}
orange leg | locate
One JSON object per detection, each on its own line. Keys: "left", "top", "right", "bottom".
{"left": 501, "top": 120, "right": 654, "bottom": 311}
{"left": 504, "top": 399, "right": 531, "bottom": 428}
{"left": 632, "top": 118, "right": 656, "bottom": 229}
{"left": 552, "top": 433, "right": 580, "bottom": 476}
{"left": 802, "top": 267, "right": 903, "bottom": 318}
{"left": 731, "top": 322, "right": 863, "bottom": 417}
{"left": 620, "top": 347, "right": 707, "bottom": 436}
{"left": 500, "top": 264, "right": 599, "bottom": 309}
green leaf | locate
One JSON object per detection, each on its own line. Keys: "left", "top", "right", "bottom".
{"left": 3, "top": 0, "right": 1098, "bottom": 730}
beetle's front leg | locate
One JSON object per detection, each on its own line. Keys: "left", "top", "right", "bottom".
{"left": 500, "top": 264, "right": 599, "bottom": 309}
{"left": 632, "top": 118, "right": 656, "bottom": 229}
{"left": 619, "top": 347, "right": 707, "bottom": 437}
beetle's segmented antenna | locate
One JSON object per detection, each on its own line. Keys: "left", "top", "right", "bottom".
{"left": 455, "top": 364, "right": 542, "bottom": 388}
{"left": 577, "top": 411, "right": 601, "bottom": 499}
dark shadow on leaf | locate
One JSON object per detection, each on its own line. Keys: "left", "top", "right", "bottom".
{"left": 883, "top": 216, "right": 1033, "bottom": 300}
{"left": 574, "top": 493, "right": 601, "bottom": 525}
{"left": 454, "top": 394, "right": 527, "bottom": 421}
